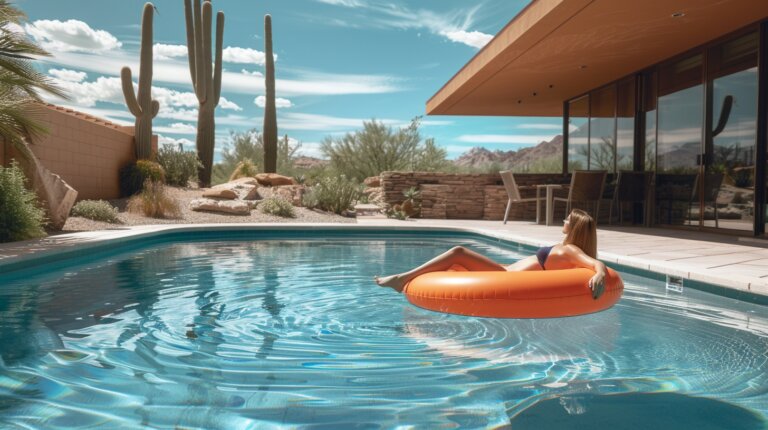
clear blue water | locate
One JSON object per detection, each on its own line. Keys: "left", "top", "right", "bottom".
{"left": 0, "top": 235, "right": 767, "bottom": 429}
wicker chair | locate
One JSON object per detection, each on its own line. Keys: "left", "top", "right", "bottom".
{"left": 609, "top": 170, "right": 653, "bottom": 224}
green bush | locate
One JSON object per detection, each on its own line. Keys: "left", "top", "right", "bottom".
{"left": 70, "top": 200, "right": 121, "bottom": 223}
{"left": 119, "top": 160, "right": 166, "bottom": 197}
{"left": 0, "top": 161, "right": 46, "bottom": 242}
{"left": 156, "top": 145, "right": 200, "bottom": 187}
{"left": 259, "top": 196, "right": 295, "bottom": 217}
{"left": 302, "top": 174, "right": 361, "bottom": 214}
{"left": 229, "top": 160, "right": 258, "bottom": 182}
{"left": 127, "top": 180, "right": 181, "bottom": 219}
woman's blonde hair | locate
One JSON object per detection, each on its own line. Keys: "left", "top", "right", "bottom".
{"left": 563, "top": 209, "right": 597, "bottom": 258}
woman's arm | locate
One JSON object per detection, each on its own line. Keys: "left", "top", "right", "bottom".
{"left": 563, "top": 245, "right": 607, "bottom": 299}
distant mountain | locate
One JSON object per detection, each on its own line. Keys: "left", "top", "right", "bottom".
{"left": 454, "top": 135, "right": 563, "bottom": 169}
{"left": 293, "top": 156, "right": 329, "bottom": 169}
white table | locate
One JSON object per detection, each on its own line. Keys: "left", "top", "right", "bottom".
{"left": 536, "top": 184, "right": 563, "bottom": 226}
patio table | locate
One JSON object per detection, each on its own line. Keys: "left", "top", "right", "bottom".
{"left": 536, "top": 184, "right": 564, "bottom": 226}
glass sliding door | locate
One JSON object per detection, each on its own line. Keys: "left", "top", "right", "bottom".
{"left": 616, "top": 78, "right": 636, "bottom": 171}
{"left": 655, "top": 54, "right": 703, "bottom": 225}
{"left": 589, "top": 85, "right": 617, "bottom": 171}
{"left": 644, "top": 71, "right": 657, "bottom": 172}
{"left": 706, "top": 31, "right": 759, "bottom": 231}
{"left": 568, "top": 96, "right": 589, "bottom": 171}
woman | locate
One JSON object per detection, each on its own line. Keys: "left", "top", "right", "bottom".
{"left": 375, "top": 209, "right": 607, "bottom": 299}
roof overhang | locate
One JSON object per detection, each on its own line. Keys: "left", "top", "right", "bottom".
{"left": 427, "top": 0, "right": 768, "bottom": 117}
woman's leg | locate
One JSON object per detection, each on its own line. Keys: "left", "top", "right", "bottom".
{"left": 375, "top": 246, "right": 506, "bottom": 292}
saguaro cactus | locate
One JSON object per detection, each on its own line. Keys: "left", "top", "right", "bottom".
{"left": 184, "top": 0, "right": 224, "bottom": 187}
{"left": 263, "top": 14, "right": 277, "bottom": 174}
{"left": 121, "top": 2, "right": 159, "bottom": 160}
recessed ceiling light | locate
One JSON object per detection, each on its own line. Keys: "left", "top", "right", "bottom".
{"left": 517, "top": 100, "right": 522, "bottom": 104}
{"left": 579, "top": 65, "right": 587, "bottom": 69}
{"left": 549, "top": 84, "right": 554, "bottom": 89}
{"left": 671, "top": 12, "right": 685, "bottom": 18}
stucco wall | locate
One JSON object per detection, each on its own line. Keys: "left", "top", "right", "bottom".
{"left": 1, "top": 104, "right": 156, "bottom": 200}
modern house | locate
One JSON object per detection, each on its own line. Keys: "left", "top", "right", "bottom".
{"left": 428, "top": 0, "right": 768, "bottom": 236}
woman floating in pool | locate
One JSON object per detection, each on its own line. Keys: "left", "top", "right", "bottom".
{"left": 375, "top": 209, "right": 607, "bottom": 299}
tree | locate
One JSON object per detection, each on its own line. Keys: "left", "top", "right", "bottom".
{"left": 0, "top": 0, "right": 65, "bottom": 146}
{"left": 321, "top": 117, "right": 449, "bottom": 182}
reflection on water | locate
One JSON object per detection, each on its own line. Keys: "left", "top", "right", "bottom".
{"left": 0, "top": 238, "right": 766, "bottom": 429}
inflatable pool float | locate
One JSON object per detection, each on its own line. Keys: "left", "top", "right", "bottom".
{"left": 403, "top": 265, "right": 624, "bottom": 318}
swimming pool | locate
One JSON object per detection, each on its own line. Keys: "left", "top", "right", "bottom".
{"left": 0, "top": 230, "right": 766, "bottom": 429}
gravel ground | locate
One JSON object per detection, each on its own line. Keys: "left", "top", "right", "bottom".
{"left": 61, "top": 186, "right": 356, "bottom": 233}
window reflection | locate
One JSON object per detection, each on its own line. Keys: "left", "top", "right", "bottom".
{"left": 589, "top": 85, "right": 617, "bottom": 171}
{"left": 568, "top": 96, "right": 589, "bottom": 171}
{"left": 617, "top": 78, "right": 635, "bottom": 171}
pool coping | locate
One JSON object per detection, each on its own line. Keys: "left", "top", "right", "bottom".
{"left": 1, "top": 223, "right": 767, "bottom": 306}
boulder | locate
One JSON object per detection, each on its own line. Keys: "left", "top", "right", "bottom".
{"left": 274, "top": 185, "right": 306, "bottom": 206}
{"left": 243, "top": 186, "right": 263, "bottom": 200}
{"left": 364, "top": 176, "right": 381, "bottom": 187}
{"left": 227, "top": 177, "right": 259, "bottom": 186}
{"left": 189, "top": 198, "right": 251, "bottom": 215}
{"left": 254, "top": 173, "right": 296, "bottom": 186}
{"left": 202, "top": 188, "right": 238, "bottom": 199}
{"left": 14, "top": 140, "right": 78, "bottom": 230}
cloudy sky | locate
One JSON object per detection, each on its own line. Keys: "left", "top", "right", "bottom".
{"left": 17, "top": 0, "right": 562, "bottom": 160}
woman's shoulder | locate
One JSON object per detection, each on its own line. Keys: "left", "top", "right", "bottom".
{"left": 557, "top": 243, "right": 585, "bottom": 254}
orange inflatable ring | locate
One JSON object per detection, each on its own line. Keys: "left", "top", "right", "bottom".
{"left": 403, "top": 265, "right": 624, "bottom": 318}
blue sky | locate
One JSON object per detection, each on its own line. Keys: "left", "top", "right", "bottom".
{"left": 17, "top": 0, "right": 562, "bottom": 160}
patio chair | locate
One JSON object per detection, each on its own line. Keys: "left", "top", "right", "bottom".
{"left": 609, "top": 170, "right": 653, "bottom": 224}
{"left": 655, "top": 173, "right": 698, "bottom": 225}
{"left": 500, "top": 170, "right": 543, "bottom": 224}
{"left": 688, "top": 172, "right": 724, "bottom": 227}
{"left": 553, "top": 170, "right": 607, "bottom": 222}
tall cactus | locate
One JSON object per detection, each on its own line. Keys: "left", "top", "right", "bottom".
{"left": 263, "top": 14, "right": 277, "bottom": 174}
{"left": 184, "top": 0, "right": 224, "bottom": 187}
{"left": 121, "top": 2, "right": 159, "bottom": 160}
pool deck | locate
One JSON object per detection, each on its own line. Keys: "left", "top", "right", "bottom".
{"left": 1, "top": 219, "right": 767, "bottom": 298}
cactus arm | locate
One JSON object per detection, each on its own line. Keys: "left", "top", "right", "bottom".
{"left": 121, "top": 67, "right": 142, "bottom": 117}
{"left": 183, "top": 0, "right": 197, "bottom": 90}
{"left": 201, "top": 1, "right": 213, "bottom": 103}
{"left": 213, "top": 11, "right": 224, "bottom": 105}
{"left": 194, "top": 0, "right": 206, "bottom": 101}
{"left": 150, "top": 100, "right": 159, "bottom": 118}
{"left": 137, "top": 3, "right": 154, "bottom": 107}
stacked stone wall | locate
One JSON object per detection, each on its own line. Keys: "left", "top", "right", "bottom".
{"left": 380, "top": 171, "right": 570, "bottom": 221}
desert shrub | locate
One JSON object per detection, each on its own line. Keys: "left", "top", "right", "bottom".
{"left": 229, "top": 160, "right": 258, "bottom": 182}
{"left": 320, "top": 117, "right": 451, "bottom": 182}
{"left": 119, "top": 160, "right": 166, "bottom": 197}
{"left": 0, "top": 161, "right": 46, "bottom": 242}
{"left": 212, "top": 130, "right": 300, "bottom": 185}
{"left": 259, "top": 196, "right": 295, "bottom": 217}
{"left": 302, "top": 174, "right": 361, "bottom": 214}
{"left": 127, "top": 180, "right": 181, "bottom": 218}
{"left": 156, "top": 144, "right": 200, "bottom": 187}
{"left": 71, "top": 200, "right": 120, "bottom": 223}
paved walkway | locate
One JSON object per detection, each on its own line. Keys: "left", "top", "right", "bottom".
{"left": 1, "top": 219, "right": 767, "bottom": 298}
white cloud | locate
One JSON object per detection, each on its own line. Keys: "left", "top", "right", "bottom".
{"left": 295, "top": 141, "right": 324, "bottom": 158}
{"left": 241, "top": 69, "right": 263, "bottom": 77}
{"left": 315, "top": 0, "right": 365, "bottom": 6}
{"left": 157, "top": 107, "right": 198, "bottom": 122}
{"left": 456, "top": 134, "right": 557, "bottom": 145}
{"left": 48, "top": 76, "right": 124, "bottom": 107}
{"left": 155, "top": 122, "right": 197, "bottom": 135}
{"left": 223, "top": 46, "right": 273, "bottom": 65}
{"left": 219, "top": 98, "right": 242, "bottom": 111}
{"left": 519, "top": 123, "right": 562, "bottom": 130}
{"left": 39, "top": 51, "right": 400, "bottom": 96}
{"left": 255, "top": 95, "right": 293, "bottom": 108}
{"left": 25, "top": 19, "right": 121, "bottom": 52}
{"left": 280, "top": 112, "right": 399, "bottom": 131}
{"left": 440, "top": 30, "right": 493, "bottom": 49}
{"left": 154, "top": 43, "right": 187, "bottom": 60}
{"left": 314, "top": 2, "right": 492, "bottom": 49}
{"left": 48, "top": 68, "right": 87, "bottom": 82}
{"left": 421, "top": 120, "right": 454, "bottom": 126}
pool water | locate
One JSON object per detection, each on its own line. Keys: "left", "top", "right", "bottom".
{"left": 0, "top": 236, "right": 766, "bottom": 429}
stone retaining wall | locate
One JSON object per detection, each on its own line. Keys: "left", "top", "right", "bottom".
{"left": 380, "top": 171, "right": 571, "bottom": 221}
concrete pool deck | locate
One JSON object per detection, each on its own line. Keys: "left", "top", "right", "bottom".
{"left": 1, "top": 219, "right": 767, "bottom": 299}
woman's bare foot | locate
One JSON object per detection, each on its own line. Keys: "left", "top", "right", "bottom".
{"left": 374, "top": 274, "right": 407, "bottom": 292}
